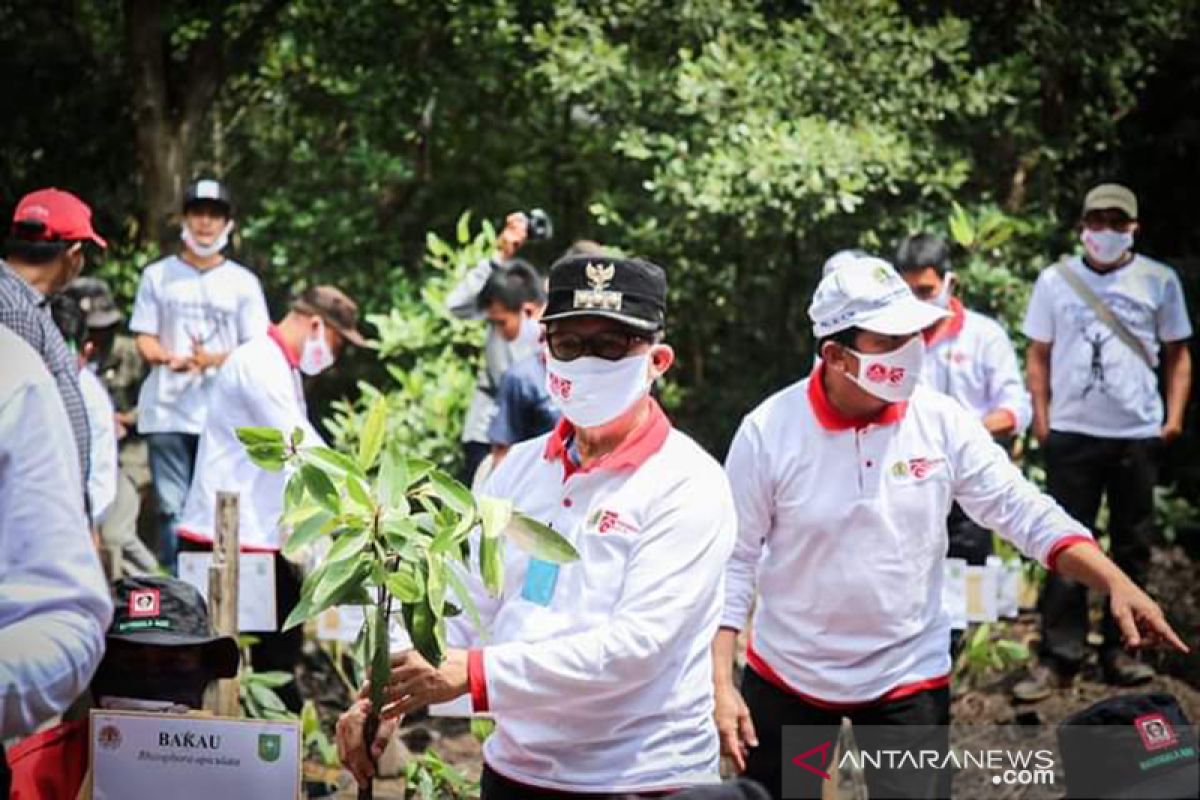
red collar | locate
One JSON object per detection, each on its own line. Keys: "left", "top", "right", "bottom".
{"left": 923, "top": 297, "right": 965, "bottom": 346}
{"left": 267, "top": 324, "right": 300, "bottom": 368}
{"left": 807, "top": 362, "right": 907, "bottom": 431}
{"left": 543, "top": 398, "right": 671, "bottom": 478}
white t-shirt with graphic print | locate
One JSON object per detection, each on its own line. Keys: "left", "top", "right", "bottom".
{"left": 1022, "top": 254, "right": 1192, "bottom": 439}
{"left": 131, "top": 255, "right": 270, "bottom": 435}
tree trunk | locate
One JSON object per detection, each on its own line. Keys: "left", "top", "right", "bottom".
{"left": 125, "top": 0, "right": 180, "bottom": 248}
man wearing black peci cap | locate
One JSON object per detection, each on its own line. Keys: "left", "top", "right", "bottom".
{"left": 131, "top": 177, "right": 270, "bottom": 574}
{"left": 179, "top": 284, "right": 366, "bottom": 712}
{"left": 1058, "top": 693, "right": 1199, "bottom": 799}
{"left": 338, "top": 255, "right": 738, "bottom": 797}
{"left": 6, "top": 575, "right": 239, "bottom": 799}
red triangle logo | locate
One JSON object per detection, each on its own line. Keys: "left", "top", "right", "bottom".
{"left": 791, "top": 740, "right": 833, "bottom": 780}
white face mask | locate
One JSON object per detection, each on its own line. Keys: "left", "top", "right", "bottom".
{"left": 930, "top": 272, "right": 955, "bottom": 309}
{"left": 299, "top": 319, "right": 335, "bottom": 376}
{"left": 841, "top": 336, "right": 925, "bottom": 403}
{"left": 1081, "top": 228, "right": 1133, "bottom": 265}
{"left": 181, "top": 220, "right": 234, "bottom": 258}
{"left": 545, "top": 352, "right": 652, "bottom": 428}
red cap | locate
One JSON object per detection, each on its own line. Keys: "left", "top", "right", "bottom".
{"left": 12, "top": 188, "right": 107, "bottom": 249}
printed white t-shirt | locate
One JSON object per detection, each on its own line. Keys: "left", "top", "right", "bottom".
{"left": 130, "top": 255, "right": 269, "bottom": 435}
{"left": 1023, "top": 254, "right": 1192, "bottom": 439}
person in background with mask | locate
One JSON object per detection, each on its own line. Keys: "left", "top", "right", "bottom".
{"left": 1, "top": 188, "right": 107, "bottom": 496}
{"left": 894, "top": 233, "right": 1032, "bottom": 650}
{"left": 6, "top": 575, "right": 239, "bottom": 800}
{"left": 1015, "top": 183, "right": 1194, "bottom": 700}
{"left": 713, "top": 256, "right": 1188, "bottom": 800}
{"left": 480, "top": 263, "right": 557, "bottom": 467}
{"left": 446, "top": 213, "right": 543, "bottom": 481}
{"left": 337, "top": 255, "right": 738, "bottom": 798}
{"left": 1, "top": 328, "right": 113, "bottom": 793}
{"left": 177, "top": 285, "right": 364, "bottom": 712}
{"left": 130, "top": 177, "right": 269, "bottom": 574}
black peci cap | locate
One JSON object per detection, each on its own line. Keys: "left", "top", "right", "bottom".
{"left": 108, "top": 576, "right": 240, "bottom": 679}
{"left": 64, "top": 276, "right": 122, "bottom": 329}
{"left": 1058, "top": 692, "right": 1199, "bottom": 798}
{"left": 542, "top": 255, "right": 667, "bottom": 331}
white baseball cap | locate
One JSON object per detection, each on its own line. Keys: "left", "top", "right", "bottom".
{"left": 809, "top": 255, "right": 949, "bottom": 338}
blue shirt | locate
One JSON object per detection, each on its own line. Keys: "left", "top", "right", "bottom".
{"left": 488, "top": 355, "right": 559, "bottom": 447}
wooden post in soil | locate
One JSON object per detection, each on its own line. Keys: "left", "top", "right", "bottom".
{"left": 203, "top": 491, "right": 241, "bottom": 716}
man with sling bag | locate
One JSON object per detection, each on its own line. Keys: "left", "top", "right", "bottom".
{"left": 1015, "top": 183, "right": 1194, "bottom": 700}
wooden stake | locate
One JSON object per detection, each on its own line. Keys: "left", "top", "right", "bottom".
{"left": 204, "top": 491, "right": 241, "bottom": 716}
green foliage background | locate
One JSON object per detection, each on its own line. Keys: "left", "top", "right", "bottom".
{"left": 3, "top": 0, "right": 1199, "bottom": 493}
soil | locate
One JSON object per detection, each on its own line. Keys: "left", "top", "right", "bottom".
{"left": 300, "top": 545, "right": 1200, "bottom": 798}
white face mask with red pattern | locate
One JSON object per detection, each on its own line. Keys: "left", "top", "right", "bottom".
{"left": 843, "top": 336, "right": 925, "bottom": 403}
{"left": 545, "top": 352, "right": 652, "bottom": 428}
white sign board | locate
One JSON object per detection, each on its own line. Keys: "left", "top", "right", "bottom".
{"left": 90, "top": 711, "right": 301, "bottom": 800}
{"left": 178, "top": 552, "right": 277, "bottom": 632}
{"left": 964, "top": 564, "right": 999, "bottom": 623}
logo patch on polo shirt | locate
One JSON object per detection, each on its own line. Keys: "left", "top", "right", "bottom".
{"left": 889, "top": 457, "right": 946, "bottom": 482}
{"left": 587, "top": 509, "right": 637, "bottom": 535}
{"left": 128, "top": 588, "right": 161, "bottom": 618}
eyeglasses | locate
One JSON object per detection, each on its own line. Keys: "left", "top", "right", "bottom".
{"left": 546, "top": 329, "right": 652, "bottom": 361}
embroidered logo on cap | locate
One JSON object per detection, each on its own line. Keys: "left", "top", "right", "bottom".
{"left": 1135, "top": 713, "right": 1178, "bottom": 752}
{"left": 128, "top": 588, "right": 161, "bottom": 618}
{"left": 573, "top": 262, "right": 623, "bottom": 311}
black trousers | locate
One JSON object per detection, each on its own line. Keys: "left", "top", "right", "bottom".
{"left": 1038, "top": 431, "right": 1159, "bottom": 672}
{"left": 1, "top": 742, "right": 9, "bottom": 800}
{"left": 481, "top": 765, "right": 675, "bottom": 799}
{"left": 179, "top": 541, "right": 304, "bottom": 712}
{"left": 741, "top": 668, "right": 950, "bottom": 800}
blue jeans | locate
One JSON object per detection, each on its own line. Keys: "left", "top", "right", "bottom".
{"left": 146, "top": 432, "right": 199, "bottom": 574}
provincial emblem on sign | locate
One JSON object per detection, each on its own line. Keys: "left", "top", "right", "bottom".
{"left": 573, "top": 262, "right": 623, "bottom": 311}
{"left": 258, "top": 732, "right": 282, "bottom": 763}
{"left": 98, "top": 724, "right": 123, "bottom": 751}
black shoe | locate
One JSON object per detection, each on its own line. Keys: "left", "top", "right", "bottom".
{"left": 1101, "top": 650, "right": 1155, "bottom": 686}
{"left": 1013, "top": 663, "right": 1073, "bottom": 702}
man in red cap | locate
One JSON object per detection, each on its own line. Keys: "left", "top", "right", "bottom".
{"left": 1, "top": 188, "right": 107, "bottom": 495}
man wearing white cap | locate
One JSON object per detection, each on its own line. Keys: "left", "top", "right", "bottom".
{"left": 1017, "top": 183, "right": 1194, "bottom": 699}
{"left": 713, "top": 256, "right": 1188, "bottom": 799}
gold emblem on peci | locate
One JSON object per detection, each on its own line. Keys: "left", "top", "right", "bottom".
{"left": 574, "top": 262, "right": 623, "bottom": 310}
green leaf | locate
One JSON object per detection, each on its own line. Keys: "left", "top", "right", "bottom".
{"left": 385, "top": 565, "right": 423, "bottom": 603}
{"left": 300, "top": 464, "right": 340, "bottom": 513}
{"left": 283, "top": 470, "right": 307, "bottom": 509}
{"left": 480, "top": 528, "right": 504, "bottom": 596}
{"left": 429, "top": 470, "right": 474, "bottom": 516}
{"left": 246, "top": 670, "right": 295, "bottom": 689}
{"left": 326, "top": 529, "right": 369, "bottom": 563}
{"left": 367, "top": 603, "right": 391, "bottom": 711}
{"left": 506, "top": 513, "right": 580, "bottom": 563}
{"left": 471, "top": 717, "right": 496, "bottom": 743}
{"left": 402, "top": 597, "right": 443, "bottom": 667}
{"left": 304, "top": 447, "right": 365, "bottom": 479}
{"left": 312, "top": 555, "right": 369, "bottom": 612}
{"left": 280, "top": 501, "right": 322, "bottom": 528}
{"left": 382, "top": 514, "right": 421, "bottom": 550}
{"left": 282, "top": 509, "right": 334, "bottom": 558}
{"left": 290, "top": 426, "right": 306, "bottom": 449}
{"left": 357, "top": 396, "right": 388, "bottom": 471}
{"left": 345, "top": 474, "right": 375, "bottom": 511}
{"left": 948, "top": 201, "right": 975, "bottom": 247}
{"left": 377, "top": 447, "right": 410, "bottom": 511}
{"left": 244, "top": 444, "right": 286, "bottom": 472}
{"left": 237, "top": 426, "right": 286, "bottom": 449}
{"left": 426, "top": 553, "right": 447, "bottom": 618}
{"left": 478, "top": 496, "right": 513, "bottom": 542}
{"left": 404, "top": 458, "right": 435, "bottom": 489}
{"left": 444, "top": 565, "right": 482, "bottom": 634}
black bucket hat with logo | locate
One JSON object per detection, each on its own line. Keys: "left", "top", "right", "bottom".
{"left": 108, "top": 575, "right": 239, "bottom": 679}
{"left": 1058, "top": 692, "right": 1199, "bottom": 799}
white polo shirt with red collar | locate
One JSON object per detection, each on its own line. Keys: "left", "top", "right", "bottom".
{"left": 921, "top": 298, "right": 1031, "bottom": 433}
{"left": 450, "top": 400, "right": 736, "bottom": 793}
{"left": 177, "top": 326, "right": 324, "bottom": 551}
{"left": 722, "top": 365, "right": 1092, "bottom": 706}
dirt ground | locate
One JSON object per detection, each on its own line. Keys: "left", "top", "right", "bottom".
{"left": 301, "top": 545, "right": 1200, "bottom": 798}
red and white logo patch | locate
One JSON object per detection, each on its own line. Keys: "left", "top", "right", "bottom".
{"left": 865, "top": 363, "right": 906, "bottom": 385}
{"left": 548, "top": 372, "right": 573, "bottom": 401}
{"left": 128, "top": 588, "right": 161, "bottom": 618}
{"left": 1135, "top": 713, "right": 1178, "bottom": 752}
